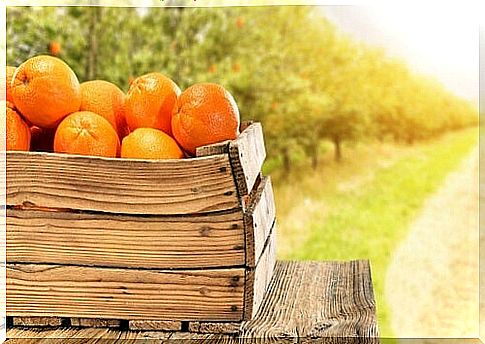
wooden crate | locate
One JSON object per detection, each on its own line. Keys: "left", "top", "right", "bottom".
{"left": 5, "top": 122, "right": 277, "bottom": 331}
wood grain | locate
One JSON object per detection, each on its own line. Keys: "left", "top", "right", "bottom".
{"left": 12, "top": 316, "right": 61, "bottom": 327}
{"left": 6, "top": 327, "right": 172, "bottom": 342}
{"left": 241, "top": 261, "right": 378, "bottom": 340}
{"left": 244, "top": 224, "right": 277, "bottom": 320}
{"left": 229, "top": 122, "right": 266, "bottom": 200}
{"left": 196, "top": 122, "right": 266, "bottom": 204}
{"left": 196, "top": 140, "right": 230, "bottom": 157}
{"left": 70, "top": 318, "right": 121, "bottom": 328}
{"left": 169, "top": 332, "right": 237, "bottom": 342}
{"left": 6, "top": 261, "right": 378, "bottom": 341}
{"left": 129, "top": 320, "right": 181, "bottom": 331}
{"left": 188, "top": 321, "right": 241, "bottom": 334}
{"left": 244, "top": 176, "right": 276, "bottom": 267}
{"left": 6, "top": 327, "right": 117, "bottom": 342}
{"left": 7, "top": 208, "right": 245, "bottom": 269}
{"left": 7, "top": 264, "right": 245, "bottom": 322}
{"left": 5, "top": 151, "right": 239, "bottom": 215}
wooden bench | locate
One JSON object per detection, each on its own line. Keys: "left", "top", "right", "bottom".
{"left": 6, "top": 260, "right": 379, "bottom": 342}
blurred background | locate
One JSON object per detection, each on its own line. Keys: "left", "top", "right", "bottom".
{"left": 6, "top": 5, "right": 480, "bottom": 339}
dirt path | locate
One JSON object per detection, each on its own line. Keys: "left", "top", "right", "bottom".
{"left": 385, "top": 145, "right": 479, "bottom": 338}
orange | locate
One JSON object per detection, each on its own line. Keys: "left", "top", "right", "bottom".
{"left": 3, "top": 66, "right": 16, "bottom": 103}
{"left": 11, "top": 55, "right": 81, "bottom": 128}
{"left": 208, "top": 64, "right": 217, "bottom": 74}
{"left": 236, "top": 17, "right": 245, "bottom": 28}
{"left": 54, "top": 111, "right": 120, "bottom": 158}
{"left": 49, "top": 41, "right": 61, "bottom": 56}
{"left": 80, "top": 80, "right": 128, "bottom": 138}
{"left": 125, "top": 72, "right": 180, "bottom": 135}
{"left": 121, "top": 128, "right": 184, "bottom": 160}
{"left": 2, "top": 100, "right": 31, "bottom": 151}
{"left": 171, "top": 83, "right": 240, "bottom": 155}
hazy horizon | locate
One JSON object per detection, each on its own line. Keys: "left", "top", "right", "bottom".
{"left": 322, "top": 5, "right": 478, "bottom": 105}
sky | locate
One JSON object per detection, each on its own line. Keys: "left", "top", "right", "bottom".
{"left": 322, "top": 5, "right": 479, "bottom": 103}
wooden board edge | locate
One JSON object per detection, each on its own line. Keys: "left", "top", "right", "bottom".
{"left": 129, "top": 320, "right": 182, "bottom": 331}
{"left": 7, "top": 264, "right": 246, "bottom": 322}
{"left": 70, "top": 318, "right": 121, "bottom": 328}
{"left": 12, "top": 316, "right": 62, "bottom": 327}
{"left": 188, "top": 321, "right": 241, "bottom": 334}
{"left": 229, "top": 122, "right": 266, "bottom": 201}
{"left": 244, "top": 176, "right": 276, "bottom": 267}
{"left": 7, "top": 207, "right": 246, "bottom": 270}
{"left": 6, "top": 151, "right": 240, "bottom": 216}
{"left": 243, "top": 223, "right": 277, "bottom": 320}
{"left": 195, "top": 141, "right": 230, "bottom": 157}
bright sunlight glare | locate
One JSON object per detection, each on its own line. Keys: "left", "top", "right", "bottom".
{"left": 323, "top": 5, "right": 479, "bottom": 103}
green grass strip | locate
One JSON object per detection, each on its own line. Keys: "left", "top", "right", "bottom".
{"left": 281, "top": 128, "right": 477, "bottom": 337}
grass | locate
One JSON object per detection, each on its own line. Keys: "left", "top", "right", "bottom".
{"left": 268, "top": 127, "right": 478, "bottom": 337}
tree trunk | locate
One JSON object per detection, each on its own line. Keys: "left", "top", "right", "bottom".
{"left": 311, "top": 145, "right": 318, "bottom": 170}
{"left": 406, "top": 135, "right": 415, "bottom": 145}
{"left": 85, "top": 7, "right": 101, "bottom": 80}
{"left": 333, "top": 136, "right": 342, "bottom": 162}
{"left": 283, "top": 146, "right": 291, "bottom": 174}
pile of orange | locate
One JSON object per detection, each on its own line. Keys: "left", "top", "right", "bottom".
{"left": 3, "top": 55, "right": 240, "bottom": 159}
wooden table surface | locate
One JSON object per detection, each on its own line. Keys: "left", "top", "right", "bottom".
{"left": 6, "top": 260, "right": 379, "bottom": 343}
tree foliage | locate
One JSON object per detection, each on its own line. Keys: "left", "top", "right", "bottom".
{"left": 6, "top": 6, "right": 478, "bottom": 170}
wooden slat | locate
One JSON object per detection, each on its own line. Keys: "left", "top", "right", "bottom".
{"left": 5, "top": 151, "right": 239, "bottom": 215}
{"left": 229, "top": 122, "right": 266, "bottom": 200}
{"left": 6, "top": 327, "right": 176, "bottom": 342}
{"left": 188, "top": 321, "right": 241, "bottom": 334}
{"left": 7, "top": 208, "right": 245, "bottom": 269}
{"left": 196, "top": 140, "right": 230, "bottom": 157}
{"left": 244, "top": 224, "right": 277, "bottom": 320}
{"left": 241, "top": 261, "right": 378, "bottom": 340}
{"left": 6, "top": 261, "right": 378, "bottom": 341}
{"left": 70, "top": 318, "right": 121, "bottom": 328}
{"left": 12, "top": 316, "right": 62, "bottom": 327}
{"left": 7, "top": 264, "right": 245, "bottom": 322}
{"left": 7, "top": 327, "right": 118, "bottom": 341}
{"left": 169, "top": 332, "right": 237, "bottom": 342}
{"left": 196, "top": 122, "right": 266, "bottom": 204}
{"left": 244, "top": 176, "right": 276, "bottom": 267}
{"left": 120, "top": 330, "right": 173, "bottom": 341}
{"left": 129, "top": 320, "right": 181, "bottom": 331}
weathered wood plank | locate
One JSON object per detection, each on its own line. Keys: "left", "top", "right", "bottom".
{"left": 12, "top": 316, "right": 62, "bottom": 327}
{"left": 5, "top": 151, "right": 239, "bottom": 215}
{"left": 70, "top": 318, "right": 121, "bottom": 328}
{"left": 6, "top": 327, "right": 174, "bottom": 342}
{"left": 6, "top": 261, "right": 378, "bottom": 341}
{"left": 188, "top": 321, "right": 241, "bottom": 334}
{"left": 6, "top": 327, "right": 118, "bottom": 342}
{"left": 119, "top": 330, "right": 173, "bottom": 341}
{"left": 196, "top": 123, "right": 266, "bottom": 205}
{"left": 244, "top": 176, "right": 276, "bottom": 267}
{"left": 196, "top": 140, "right": 230, "bottom": 157}
{"left": 7, "top": 208, "right": 245, "bottom": 269}
{"left": 169, "top": 332, "right": 237, "bottom": 342}
{"left": 129, "top": 320, "right": 181, "bottom": 331}
{"left": 7, "top": 264, "right": 245, "bottom": 322}
{"left": 241, "top": 261, "right": 378, "bottom": 339}
{"left": 229, "top": 122, "right": 266, "bottom": 201}
{"left": 244, "top": 224, "right": 277, "bottom": 320}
